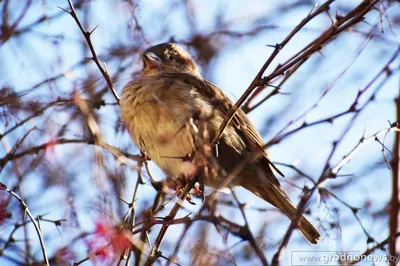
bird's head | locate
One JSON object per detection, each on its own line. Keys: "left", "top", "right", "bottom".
{"left": 141, "top": 43, "right": 199, "bottom": 76}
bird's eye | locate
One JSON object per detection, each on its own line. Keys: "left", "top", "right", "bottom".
{"left": 167, "top": 54, "right": 176, "bottom": 61}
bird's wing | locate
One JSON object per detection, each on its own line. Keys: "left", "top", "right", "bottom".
{"left": 163, "top": 72, "right": 283, "bottom": 183}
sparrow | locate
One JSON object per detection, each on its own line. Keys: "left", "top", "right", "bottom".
{"left": 120, "top": 43, "right": 320, "bottom": 244}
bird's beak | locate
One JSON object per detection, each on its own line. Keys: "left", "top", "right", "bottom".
{"left": 143, "top": 52, "right": 161, "bottom": 69}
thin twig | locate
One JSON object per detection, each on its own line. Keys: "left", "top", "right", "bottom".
{"left": 349, "top": 232, "right": 400, "bottom": 265}
{"left": 143, "top": 178, "right": 197, "bottom": 266}
{"left": 231, "top": 190, "right": 269, "bottom": 266}
{"left": 211, "top": 0, "right": 334, "bottom": 147}
{"left": 0, "top": 183, "right": 49, "bottom": 266}
{"left": 331, "top": 126, "right": 400, "bottom": 175}
{"left": 63, "top": 0, "right": 120, "bottom": 105}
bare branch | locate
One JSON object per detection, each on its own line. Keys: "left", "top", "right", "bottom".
{"left": 0, "top": 183, "right": 49, "bottom": 266}
{"left": 64, "top": 0, "right": 120, "bottom": 105}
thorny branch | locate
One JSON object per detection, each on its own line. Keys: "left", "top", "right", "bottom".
{"left": 0, "top": 137, "right": 144, "bottom": 172}
{"left": 212, "top": 0, "right": 335, "bottom": 147}
{"left": 349, "top": 232, "right": 400, "bottom": 265}
{"left": 271, "top": 50, "right": 400, "bottom": 264}
{"left": 143, "top": 179, "right": 198, "bottom": 266}
{"left": 63, "top": 0, "right": 120, "bottom": 105}
{"left": 331, "top": 124, "right": 400, "bottom": 175}
{"left": 0, "top": 183, "right": 49, "bottom": 266}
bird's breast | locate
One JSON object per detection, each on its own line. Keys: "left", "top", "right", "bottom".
{"left": 121, "top": 80, "right": 198, "bottom": 178}
{"left": 121, "top": 76, "right": 247, "bottom": 185}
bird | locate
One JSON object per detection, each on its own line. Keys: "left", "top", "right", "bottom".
{"left": 120, "top": 42, "right": 320, "bottom": 244}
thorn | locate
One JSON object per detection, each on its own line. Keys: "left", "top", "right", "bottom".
{"left": 348, "top": 103, "right": 357, "bottom": 112}
{"left": 115, "top": 194, "right": 130, "bottom": 205}
{"left": 90, "top": 24, "right": 99, "bottom": 35}
{"left": 266, "top": 43, "right": 282, "bottom": 50}
{"left": 103, "top": 62, "right": 109, "bottom": 74}
{"left": 266, "top": 84, "right": 280, "bottom": 89}
{"left": 362, "top": 126, "right": 367, "bottom": 139}
{"left": 325, "top": 10, "right": 335, "bottom": 25}
{"left": 57, "top": 6, "right": 71, "bottom": 14}
{"left": 384, "top": 66, "right": 392, "bottom": 75}
{"left": 186, "top": 196, "right": 196, "bottom": 205}
{"left": 308, "top": 3, "right": 318, "bottom": 16}
{"left": 335, "top": 11, "right": 345, "bottom": 22}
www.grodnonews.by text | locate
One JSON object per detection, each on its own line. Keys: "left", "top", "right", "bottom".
{"left": 291, "top": 251, "right": 399, "bottom": 265}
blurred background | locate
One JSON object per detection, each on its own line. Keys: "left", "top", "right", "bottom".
{"left": 0, "top": 0, "right": 399, "bottom": 265}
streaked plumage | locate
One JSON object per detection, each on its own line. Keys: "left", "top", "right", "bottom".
{"left": 120, "top": 43, "right": 320, "bottom": 244}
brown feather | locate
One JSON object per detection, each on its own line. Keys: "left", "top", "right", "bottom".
{"left": 120, "top": 43, "right": 321, "bottom": 244}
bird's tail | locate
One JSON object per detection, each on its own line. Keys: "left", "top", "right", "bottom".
{"left": 241, "top": 180, "right": 320, "bottom": 244}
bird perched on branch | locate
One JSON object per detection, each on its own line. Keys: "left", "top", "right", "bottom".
{"left": 120, "top": 43, "right": 320, "bottom": 244}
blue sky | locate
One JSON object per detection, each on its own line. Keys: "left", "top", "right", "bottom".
{"left": 0, "top": 0, "right": 399, "bottom": 265}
